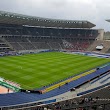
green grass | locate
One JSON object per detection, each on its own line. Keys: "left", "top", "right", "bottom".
{"left": 0, "top": 52, "right": 109, "bottom": 89}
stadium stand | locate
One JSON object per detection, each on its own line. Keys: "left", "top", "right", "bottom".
{"left": 1, "top": 28, "right": 99, "bottom": 52}
{"left": 0, "top": 38, "right": 13, "bottom": 53}
{"left": 0, "top": 11, "right": 99, "bottom": 52}
{"left": 107, "top": 48, "right": 110, "bottom": 53}
{"left": 0, "top": 11, "right": 110, "bottom": 110}
{"left": 87, "top": 40, "right": 110, "bottom": 53}
{"left": 42, "top": 86, "right": 110, "bottom": 110}
{"left": 104, "top": 32, "right": 110, "bottom": 40}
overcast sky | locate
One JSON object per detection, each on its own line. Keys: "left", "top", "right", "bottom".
{"left": 0, "top": 0, "right": 110, "bottom": 31}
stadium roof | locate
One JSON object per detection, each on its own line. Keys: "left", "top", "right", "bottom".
{"left": 0, "top": 11, "right": 96, "bottom": 29}
{"left": 106, "top": 20, "right": 110, "bottom": 23}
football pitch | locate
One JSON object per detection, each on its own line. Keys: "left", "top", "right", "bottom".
{"left": 0, "top": 52, "right": 110, "bottom": 89}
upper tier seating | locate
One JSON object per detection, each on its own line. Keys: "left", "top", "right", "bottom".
{"left": 0, "top": 26, "right": 99, "bottom": 51}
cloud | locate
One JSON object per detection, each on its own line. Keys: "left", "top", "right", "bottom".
{"left": 0, "top": 0, "right": 110, "bottom": 31}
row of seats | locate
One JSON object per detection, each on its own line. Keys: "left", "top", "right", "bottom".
{"left": 0, "top": 48, "right": 12, "bottom": 52}
{"left": 3, "top": 36, "right": 96, "bottom": 51}
{"left": 3, "top": 37, "right": 63, "bottom": 50}
{"left": 62, "top": 40, "right": 90, "bottom": 51}
{"left": 0, "top": 39, "right": 13, "bottom": 53}
{"left": 0, "top": 27, "right": 98, "bottom": 38}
